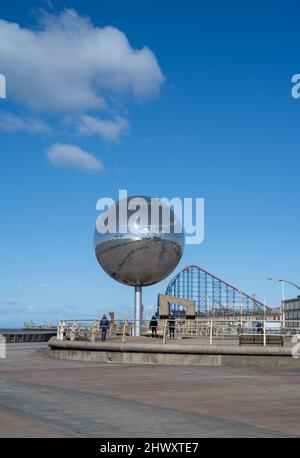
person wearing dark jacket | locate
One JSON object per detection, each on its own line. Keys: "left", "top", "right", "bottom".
{"left": 149, "top": 316, "right": 158, "bottom": 338}
{"left": 100, "top": 315, "right": 110, "bottom": 342}
{"left": 256, "top": 321, "right": 264, "bottom": 334}
{"left": 168, "top": 315, "right": 176, "bottom": 339}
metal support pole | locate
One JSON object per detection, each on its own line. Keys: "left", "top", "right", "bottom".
{"left": 210, "top": 318, "right": 213, "bottom": 346}
{"left": 134, "top": 286, "right": 142, "bottom": 337}
{"left": 281, "top": 281, "right": 285, "bottom": 331}
{"left": 263, "top": 319, "right": 266, "bottom": 347}
{"left": 240, "top": 302, "right": 243, "bottom": 326}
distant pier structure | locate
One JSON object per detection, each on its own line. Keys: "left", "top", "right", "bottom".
{"left": 0, "top": 329, "right": 56, "bottom": 343}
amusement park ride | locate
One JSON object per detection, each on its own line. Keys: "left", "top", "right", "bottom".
{"left": 161, "top": 265, "right": 271, "bottom": 318}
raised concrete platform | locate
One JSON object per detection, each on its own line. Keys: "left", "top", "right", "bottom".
{"left": 48, "top": 338, "right": 300, "bottom": 368}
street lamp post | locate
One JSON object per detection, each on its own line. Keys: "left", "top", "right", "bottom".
{"left": 281, "top": 281, "right": 285, "bottom": 328}
{"left": 205, "top": 295, "right": 210, "bottom": 315}
{"left": 237, "top": 290, "right": 243, "bottom": 326}
{"left": 263, "top": 298, "right": 267, "bottom": 319}
{"left": 240, "top": 301, "right": 243, "bottom": 326}
{"left": 267, "top": 278, "right": 300, "bottom": 330}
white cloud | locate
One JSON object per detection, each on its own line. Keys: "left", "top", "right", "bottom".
{"left": 78, "top": 115, "right": 129, "bottom": 142}
{"left": 35, "top": 283, "right": 47, "bottom": 289}
{"left": 25, "top": 304, "right": 37, "bottom": 313}
{"left": 47, "top": 143, "right": 103, "bottom": 172}
{"left": 1, "top": 299, "right": 19, "bottom": 306}
{"left": 0, "top": 110, "right": 51, "bottom": 134}
{"left": 0, "top": 9, "right": 164, "bottom": 112}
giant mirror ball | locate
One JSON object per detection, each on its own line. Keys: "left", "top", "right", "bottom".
{"left": 94, "top": 196, "right": 185, "bottom": 287}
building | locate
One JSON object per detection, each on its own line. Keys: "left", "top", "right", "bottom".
{"left": 284, "top": 296, "right": 300, "bottom": 328}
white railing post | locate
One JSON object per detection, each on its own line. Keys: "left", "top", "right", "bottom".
{"left": 70, "top": 321, "right": 78, "bottom": 341}
{"left": 91, "top": 320, "right": 99, "bottom": 342}
{"left": 210, "top": 318, "right": 213, "bottom": 345}
{"left": 263, "top": 319, "right": 266, "bottom": 347}
{"left": 122, "top": 320, "right": 127, "bottom": 343}
{"left": 163, "top": 319, "right": 168, "bottom": 344}
{"left": 57, "top": 320, "right": 65, "bottom": 340}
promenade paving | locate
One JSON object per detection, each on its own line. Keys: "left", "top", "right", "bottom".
{"left": 0, "top": 342, "right": 299, "bottom": 437}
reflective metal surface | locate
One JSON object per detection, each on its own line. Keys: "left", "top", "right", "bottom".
{"left": 94, "top": 196, "right": 185, "bottom": 286}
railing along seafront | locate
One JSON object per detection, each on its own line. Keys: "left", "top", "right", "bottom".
{"left": 55, "top": 318, "right": 300, "bottom": 346}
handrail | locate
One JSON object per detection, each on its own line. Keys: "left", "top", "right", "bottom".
{"left": 56, "top": 318, "right": 300, "bottom": 346}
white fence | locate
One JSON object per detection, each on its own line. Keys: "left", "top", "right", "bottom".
{"left": 55, "top": 318, "right": 300, "bottom": 346}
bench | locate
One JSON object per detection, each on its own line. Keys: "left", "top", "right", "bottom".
{"left": 239, "top": 334, "right": 284, "bottom": 346}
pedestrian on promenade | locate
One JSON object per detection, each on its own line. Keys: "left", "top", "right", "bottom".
{"left": 168, "top": 315, "right": 176, "bottom": 339}
{"left": 150, "top": 315, "right": 158, "bottom": 338}
{"left": 100, "top": 315, "right": 110, "bottom": 342}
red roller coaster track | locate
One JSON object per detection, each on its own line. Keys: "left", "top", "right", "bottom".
{"left": 165, "top": 264, "right": 270, "bottom": 315}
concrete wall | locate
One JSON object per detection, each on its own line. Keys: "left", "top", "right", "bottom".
{"left": 48, "top": 338, "right": 300, "bottom": 368}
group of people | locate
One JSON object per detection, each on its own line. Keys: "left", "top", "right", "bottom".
{"left": 99, "top": 314, "right": 177, "bottom": 342}
{"left": 150, "top": 315, "right": 176, "bottom": 339}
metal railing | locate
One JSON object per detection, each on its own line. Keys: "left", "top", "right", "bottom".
{"left": 56, "top": 318, "right": 300, "bottom": 346}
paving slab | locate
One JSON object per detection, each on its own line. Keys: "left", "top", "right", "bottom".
{"left": 0, "top": 343, "right": 299, "bottom": 437}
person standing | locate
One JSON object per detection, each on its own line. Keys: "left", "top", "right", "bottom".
{"left": 257, "top": 321, "right": 264, "bottom": 334}
{"left": 237, "top": 324, "right": 242, "bottom": 336}
{"left": 168, "top": 315, "right": 176, "bottom": 339}
{"left": 150, "top": 315, "right": 158, "bottom": 338}
{"left": 100, "top": 314, "right": 110, "bottom": 342}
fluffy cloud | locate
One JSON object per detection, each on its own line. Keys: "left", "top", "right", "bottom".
{"left": 1, "top": 299, "right": 19, "bottom": 306}
{"left": 0, "top": 9, "right": 164, "bottom": 112}
{"left": 78, "top": 115, "right": 129, "bottom": 142}
{"left": 47, "top": 143, "right": 103, "bottom": 172}
{"left": 0, "top": 9, "right": 164, "bottom": 164}
{"left": 35, "top": 283, "right": 47, "bottom": 289}
{"left": 0, "top": 110, "right": 51, "bottom": 134}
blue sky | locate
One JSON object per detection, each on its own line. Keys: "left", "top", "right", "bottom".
{"left": 0, "top": 0, "right": 299, "bottom": 326}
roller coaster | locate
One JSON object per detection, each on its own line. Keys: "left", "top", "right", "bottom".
{"left": 163, "top": 265, "right": 269, "bottom": 317}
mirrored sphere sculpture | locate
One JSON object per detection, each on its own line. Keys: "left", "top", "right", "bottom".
{"left": 94, "top": 196, "right": 185, "bottom": 287}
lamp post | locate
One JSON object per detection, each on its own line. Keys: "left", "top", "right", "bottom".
{"left": 237, "top": 290, "right": 243, "bottom": 326}
{"left": 205, "top": 295, "right": 210, "bottom": 315}
{"left": 267, "top": 278, "right": 300, "bottom": 329}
